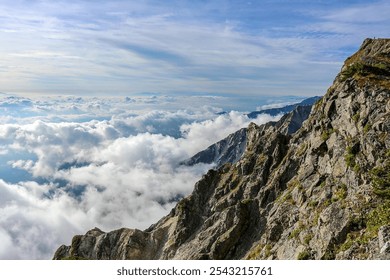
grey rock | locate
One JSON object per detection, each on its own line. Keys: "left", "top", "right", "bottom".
{"left": 378, "top": 226, "right": 390, "bottom": 254}
{"left": 182, "top": 127, "right": 247, "bottom": 168}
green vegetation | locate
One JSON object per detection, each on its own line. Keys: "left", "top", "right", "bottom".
{"left": 338, "top": 233, "right": 355, "bottom": 252}
{"left": 321, "top": 249, "right": 335, "bottom": 260}
{"left": 241, "top": 199, "right": 253, "bottom": 206}
{"left": 340, "top": 62, "right": 390, "bottom": 82}
{"left": 246, "top": 243, "right": 272, "bottom": 260}
{"left": 352, "top": 113, "right": 360, "bottom": 123}
{"left": 312, "top": 212, "right": 321, "bottom": 226}
{"left": 340, "top": 62, "right": 364, "bottom": 81}
{"left": 297, "top": 250, "right": 311, "bottom": 260}
{"left": 321, "top": 129, "right": 334, "bottom": 141}
{"left": 289, "top": 223, "right": 305, "bottom": 239}
{"left": 363, "top": 123, "right": 372, "bottom": 134}
{"left": 344, "top": 144, "right": 361, "bottom": 173}
{"left": 303, "top": 233, "right": 313, "bottom": 245}
{"left": 246, "top": 243, "right": 263, "bottom": 260}
{"left": 344, "top": 146, "right": 356, "bottom": 167}
{"left": 277, "top": 179, "right": 304, "bottom": 205}
{"left": 264, "top": 244, "right": 272, "bottom": 258}
{"left": 353, "top": 164, "right": 361, "bottom": 173}
{"left": 322, "top": 199, "right": 331, "bottom": 208}
{"left": 308, "top": 200, "right": 319, "bottom": 208}
{"left": 279, "top": 191, "right": 293, "bottom": 204}
{"left": 338, "top": 201, "right": 390, "bottom": 254}
{"left": 370, "top": 159, "right": 390, "bottom": 198}
{"left": 332, "top": 184, "right": 348, "bottom": 202}
{"left": 337, "top": 172, "right": 390, "bottom": 255}
{"left": 366, "top": 201, "right": 390, "bottom": 236}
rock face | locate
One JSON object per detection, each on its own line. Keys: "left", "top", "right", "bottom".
{"left": 183, "top": 105, "right": 314, "bottom": 169}
{"left": 182, "top": 127, "right": 247, "bottom": 168}
{"left": 53, "top": 38, "right": 390, "bottom": 260}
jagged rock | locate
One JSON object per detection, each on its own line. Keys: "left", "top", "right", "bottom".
{"left": 53, "top": 38, "right": 390, "bottom": 260}
{"left": 182, "top": 127, "right": 247, "bottom": 168}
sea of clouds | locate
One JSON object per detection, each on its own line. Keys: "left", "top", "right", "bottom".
{"left": 0, "top": 93, "right": 282, "bottom": 259}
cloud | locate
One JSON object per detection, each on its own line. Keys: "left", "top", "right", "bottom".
{"left": 180, "top": 111, "right": 280, "bottom": 154}
{"left": 3, "top": 1, "right": 385, "bottom": 96}
{"left": 0, "top": 94, "right": 283, "bottom": 259}
{"left": 0, "top": 179, "right": 86, "bottom": 259}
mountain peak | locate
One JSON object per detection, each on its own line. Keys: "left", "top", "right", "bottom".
{"left": 336, "top": 38, "right": 390, "bottom": 89}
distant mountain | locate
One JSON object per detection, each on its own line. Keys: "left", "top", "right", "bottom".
{"left": 184, "top": 96, "right": 321, "bottom": 169}
{"left": 182, "top": 127, "right": 247, "bottom": 168}
{"left": 183, "top": 103, "right": 315, "bottom": 169}
{"left": 54, "top": 38, "right": 390, "bottom": 260}
{"left": 247, "top": 96, "right": 320, "bottom": 118}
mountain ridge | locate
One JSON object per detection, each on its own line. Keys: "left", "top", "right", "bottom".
{"left": 183, "top": 104, "right": 314, "bottom": 169}
{"left": 181, "top": 96, "right": 319, "bottom": 169}
{"left": 53, "top": 38, "right": 390, "bottom": 260}
{"left": 247, "top": 96, "right": 321, "bottom": 118}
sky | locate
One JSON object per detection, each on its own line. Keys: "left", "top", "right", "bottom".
{"left": 0, "top": 0, "right": 389, "bottom": 97}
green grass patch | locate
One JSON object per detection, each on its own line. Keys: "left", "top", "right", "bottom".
{"left": 297, "top": 250, "right": 311, "bottom": 260}
{"left": 370, "top": 159, "right": 390, "bottom": 198}
{"left": 289, "top": 223, "right": 305, "bottom": 239}
{"left": 321, "top": 129, "right": 334, "bottom": 141}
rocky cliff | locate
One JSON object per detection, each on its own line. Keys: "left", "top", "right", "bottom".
{"left": 54, "top": 38, "right": 390, "bottom": 260}
{"left": 182, "top": 127, "right": 247, "bottom": 168}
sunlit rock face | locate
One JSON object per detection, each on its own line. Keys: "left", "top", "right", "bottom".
{"left": 54, "top": 38, "right": 390, "bottom": 260}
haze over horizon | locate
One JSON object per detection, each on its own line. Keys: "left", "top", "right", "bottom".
{"left": 1, "top": 0, "right": 389, "bottom": 98}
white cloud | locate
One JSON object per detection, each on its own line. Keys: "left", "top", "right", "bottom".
{"left": 0, "top": 94, "right": 283, "bottom": 259}
{"left": 180, "top": 111, "right": 280, "bottom": 154}
{"left": 0, "top": 1, "right": 355, "bottom": 96}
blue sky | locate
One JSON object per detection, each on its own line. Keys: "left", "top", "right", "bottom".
{"left": 0, "top": 0, "right": 389, "bottom": 97}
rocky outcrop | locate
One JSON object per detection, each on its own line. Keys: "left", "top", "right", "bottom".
{"left": 182, "top": 127, "right": 247, "bottom": 168}
{"left": 53, "top": 38, "right": 390, "bottom": 260}
{"left": 183, "top": 105, "right": 313, "bottom": 169}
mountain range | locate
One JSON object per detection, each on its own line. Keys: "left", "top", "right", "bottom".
{"left": 54, "top": 38, "right": 390, "bottom": 260}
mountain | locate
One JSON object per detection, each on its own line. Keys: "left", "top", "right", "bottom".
{"left": 182, "top": 127, "right": 247, "bottom": 168}
{"left": 247, "top": 96, "right": 321, "bottom": 118}
{"left": 53, "top": 38, "right": 390, "bottom": 260}
{"left": 183, "top": 105, "right": 313, "bottom": 169}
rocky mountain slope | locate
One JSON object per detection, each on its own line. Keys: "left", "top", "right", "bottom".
{"left": 183, "top": 105, "right": 313, "bottom": 169}
{"left": 182, "top": 127, "right": 247, "bottom": 168}
{"left": 54, "top": 38, "right": 390, "bottom": 260}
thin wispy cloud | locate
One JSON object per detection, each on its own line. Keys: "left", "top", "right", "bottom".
{"left": 1, "top": 1, "right": 388, "bottom": 96}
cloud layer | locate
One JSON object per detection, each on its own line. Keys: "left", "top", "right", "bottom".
{"left": 0, "top": 94, "right": 281, "bottom": 259}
